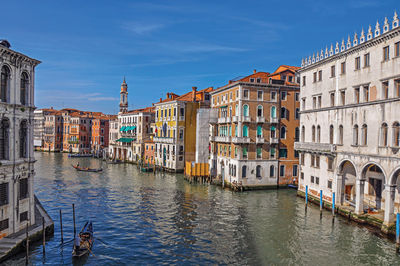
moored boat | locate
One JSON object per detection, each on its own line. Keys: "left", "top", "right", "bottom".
{"left": 68, "top": 154, "right": 93, "bottom": 158}
{"left": 72, "top": 165, "right": 102, "bottom": 172}
{"left": 72, "top": 221, "right": 94, "bottom": 257}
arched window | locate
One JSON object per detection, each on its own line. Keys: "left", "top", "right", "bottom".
{"left": 339, "top": 125, "right": 344, "bottom": 145}
{"left": 269, "top": 165, "right": 275, "bottom": 177}
{"left": 361, "top": 124, "right": 368, "bottom": 146}
{"left": 381, "top": 123, "right": 388, "bottom": 146}
{"left": 301, "top": 126, "right": 305, "bottom": 142}
{"left": 242, "top": 165, "right": 247, "bottom": 178}
{"left": 235, "top": 104, "right": 238, "bottom": 116}
{"left": 353, "top": 125, "right": 359, "bottom": 145}
{"left": 20, "top": 72, "right": 29, "bottom": 106}
{"left": 271, "top": 126, "right": 276, "bottom": 138}
{"left": 257, "top": 125, "right": 262, "bottom": 138}
{"left": 20, "top": 120, "right": 28, "bottom": 158}
{"left": 295, "top": 127, "right": 300, "bottom": 142}
{"left": 312, "top": 125, "right": 316, "bottom": 142}
{"left": 280, "top": 126, "right": 286, "bottom": 139}
{"left": 243, "top": 125, "right": 249, "bottom": 137}
{"left": 0, "top": 119, "right": 9, "bottom": 160}
{"left": 317, "top": 125, "right": 321, "bottom": 143}
{"left": 256, "top": 165, "right": 262, "bottom": 178}
{"left": 271, "top": 106, "right": 276, "bottom": 118}
{"left": 1, "top": 66, "right": 10, "bottom": 103}
{"left": 257, "top": 105, "right": 263, "bottom": 117}
{"left": 243, "top": 104, "right": 249, "bottom": 117}
{"left": 393, "top": 122, "right": 400, "bottom": 147}
{"left": 329, "top": 125, "right": 334, "bottom": 144}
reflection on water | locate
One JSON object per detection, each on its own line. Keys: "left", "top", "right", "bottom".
{"left": 3, "top": 152, "right": 400, "bottom": 265}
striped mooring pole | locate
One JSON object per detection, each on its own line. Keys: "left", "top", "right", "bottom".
{"left": 396, "top": 213, "right": 400, "bottom": 253}
{"left": 332, "top": 192, "right": 336, "bottom": 217}
{"left": 320, "top": 190, "right": 323, "bottom": 219}
{"left": 305, "top": 185, "right": 308, "bottom": 210}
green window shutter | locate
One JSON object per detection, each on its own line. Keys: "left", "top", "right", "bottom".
{"left": 257, "top": 125, "right": 262, "bottom": 136}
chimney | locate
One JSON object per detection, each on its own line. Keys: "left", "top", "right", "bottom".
{"left": 160, "top": 98, "right": 162, "bottom": 103}
{"left": 253, "top": 69, "right": 257, "bottom": 74}
{"left": 192, "top": 87, "right": 197, "bottom": 102}
{"left": 166, "top": 93, "right": 170, "bottom": 99}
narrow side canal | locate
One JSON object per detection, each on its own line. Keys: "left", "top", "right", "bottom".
{"left": 4, "top": 152, "right": 400, "bottom": 265}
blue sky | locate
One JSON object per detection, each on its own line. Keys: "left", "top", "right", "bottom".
{"left": 2, "top": 0, "right": 398, "bottom": 114}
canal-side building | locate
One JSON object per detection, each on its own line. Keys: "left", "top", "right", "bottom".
{"left": 91, "top": 115, "right": 111, "bottom": 157}
{"left": 153, "top": 87, "right": 213, "bottom": 172}
{"left": 42, "top": 109, "right": 63, "bottom": 152}
{"left": 295, "top": 13, "right": 400, "bottom": 230}
{"left": 0, "top": 40, "right": 40, "bottom": 235}
{"left": 33, "top": 109, "right": 45, "bottom": 150}
{"left": 209, "top": 66, "right": 300, "bottom": 188}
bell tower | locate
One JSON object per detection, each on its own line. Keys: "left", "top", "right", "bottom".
{"left": 119, "top": 77, "right": 128, "bottom": 113}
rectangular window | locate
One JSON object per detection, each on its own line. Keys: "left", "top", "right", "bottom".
{"left": 0, "top": 219, "right": 8, "bottom": 231}
{"left": 294, "top": 150, "right": 299, "bottom": 158}
{"left": 354, "top": 87, "right": 360, "bottom": 103}
{"left": 363, "top": 85, "right": 369, "bottom": 102}
{"left": 330, "top": 92, "right": 335, "bottom": 107}
{"left": 295, "top": 93, "right": 299, "bottom": 101}
{"left": 313, "top": 72, "right": 317, "bottom": 83}
{"left": 331, "top": 65, "right": 335, "bottom": 77}
{"left": 279, "top": 165, "right": 285, "bottom": 177}
{"left": 242, "top": 147, "right": 248, "bottom": 158}
{"left": 316, "top": 156, "right": 320, "bottom": 168}
{"left": 180, "top": 108, "right": 184, "bottom": 116}
{"left": 302, "top": 76, "right": 306, "bottom": 86}
{"left": 313, "top": 97, "right": 317, "bottom": 109}
{"left": 0, "top": 183, "right": 8, "bottom": 206}
{"left": 395, "top": 42, "right": 400, "bottom": 57}
{"left": 271, "top": 91, "right": 276, "bottom": 101}
{"left": 257, "top": 90, "right": 263, "bottom": 100}
{"left": 20, "top": 211, "right": 28, "bottom": 222}
{"left": 328, "top": 180, "right": 333, "bottom": 189}
{"left": 328, "top": 157, "right": 334, "bottom": 171}
{"left": 395, "top": 79, "right": 400, "bottom": 97}
{"left": 256, "top": 147, "right": 262, "bottom": 159}
{"left": 301, "top": 172, "right": 304, "bottom": 180}
{"left": 383, "top": 46, "right": 390, "bottom": 61}
{"left": 270, "top": 147, "right": 275, "bottom": 159}
{"left": 341, "top": 62, "right": 346, "bottom": 74}
{"left": 364, "top": 53, "right": 370, "bottom": 67}
{"left": 19, "top": 178, "right": 28, "bottom": 200}
{"left": 311, "top": 176, "right": 315, "bottom": 183}
{"left": 355, "top": 56, "right": 361, "bottom": 70}
{"left": 382, "top": 81, "right": 389, "bottom": 99}
{"left": 340, "top": 90, "right": 346, "bottom": 105}
{"left": 318, "top": 70, "right": 322, "bottom": 81}
{"left": 293, "top": 165, "right": 298, "bottom": 176}
{"left": 279, "top": 148, "right": 287, "bottom": 158}
{"left": 318, "top": 95, "right": 322, "bottom": 108}
{"left": 311, "top": 154, "right": 315, "bottom": 167}
{"left": 300, "top": 153, "right": 304, "bottom": 166}
{"left": 243, "top": 90, "right": 249, "bottom": 99}
{"left": 302, "top": 98, "right": 306, "bottom": 110}
{"left": 316, "top": 177, "right": 319, "bottom": 185}
{"left": 281, "top": 91, "right": 287, "bottom": 101}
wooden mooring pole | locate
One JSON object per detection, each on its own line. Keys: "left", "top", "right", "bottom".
{"left": 42, "top": 217, "right": 46, "bottom": 256}
{"left": 320, "top": 190, "right": 323, "bottom": 219}
{"left": 25, "top": 223, "right": 29, "bottom": 265}
{"left": 60, "top": 209, "right": 63, "bottom": 243}
{"left": 72, "top": 204, "right": 76, "bottom": 250}
{"left": 396, "top": 213, "right": 400, "bottom": 253}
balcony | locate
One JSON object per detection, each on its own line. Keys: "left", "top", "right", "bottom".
{"left": 270, "top": 137, "right": 278, "bottom": 144}
{"left": 214, "top": 136, "right": 231, "bottom": 143}
{"left": 294, "top": 142, "right": 337, "bottom": 153}
{"left": 210, "top": 135, "right": 215, "bottom": 141}
{"left": 218, "top": 117, "right": 228, "bottom": 123}
{"left": 232, "top": 116, "right": 239, "bottom": 122}
{"left": 153, "top": 137, "right": 175, "bottom": 144}
{"left": 232, "top": 137, "right": 250, "bottom": 144}
{"left": 242, "top": 116, "right": 251, "bottom": 122}
{"left": 256, "top": 137, "right": 264, "bottom": 144}
{"left": 270, "top": 117, "right": 278, "bottom": 123}
{"left": 256, "top": 117, "right": 265, "bottom": 123}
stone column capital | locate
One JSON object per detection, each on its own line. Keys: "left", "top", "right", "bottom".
{"left": 384, "top": 184, "right": 397, "bottom": 191}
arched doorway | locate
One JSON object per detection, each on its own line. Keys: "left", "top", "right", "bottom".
{"left": 361, "top": 163, "right": 385, "bottom": 210}
{"left": 384, "top": 168, "right": 400, "bottom": 225}
{"left": 337, "top": 160, "right": 357, "bottom": 205}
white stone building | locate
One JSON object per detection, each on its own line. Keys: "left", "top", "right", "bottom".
{"left": 0, "top": 40, "right": 40, "bottom": 235}
{"left": 296, "top": 13, "right": 400, "bottom": 229}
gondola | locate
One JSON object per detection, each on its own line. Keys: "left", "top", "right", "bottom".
{"left": 68, "top": 154, "right": 93, "bottom": 158}
{"left": 72, "top": 165, "right": 103, "bottom": 172}
{"left": 72, "top": 221, "right": 94, "bottom": 257}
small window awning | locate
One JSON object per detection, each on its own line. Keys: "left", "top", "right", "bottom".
{"left": 120, "top": 126, "right": 127, "bottom": 132}
{"left": 116, "top": 138, "right": 135, "bottom": 143}
{"left": 219, "top": 105, "right": 228, "bottom": 108}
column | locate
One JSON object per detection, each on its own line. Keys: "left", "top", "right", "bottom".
{"left": 355, "top": 179, "right": 365, "bottom": 215}
{"left": 334, "top": 174, "right": 344, "bottom": 205}
{"left": 384, "top": 184, "right": 396, "bottom": 225}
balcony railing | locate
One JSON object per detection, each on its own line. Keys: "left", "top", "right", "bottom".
{"left": 214, "top": 136, "right": 231, "bottom": 143}
{"left": 256, "top": 137, "right": 264, "bottom": 144}
{"left": 232, "top": 137, "right": 250, "bottom": 144}
{"left": 294, "top": 142, "right": 337, "bottom": 153}
{"left": 270, "top": 137, "right": 278, "bottom": 144}
{"left": 153, "top": 137, "right": 175, "bottom": 144}
{"left": 232, "top": 116, "right": 239, "bottom": 122}
{"left": 218, "top": 117, "right": 227, "bottom": 123}
{"left": 242, "top": 116, "right": 251, "bottom": 122}
{"left": 256, "top": 117, "right": 265, "bottom": 123}
{"left": 270, "top": 117, "right": 278, "bottom": 123}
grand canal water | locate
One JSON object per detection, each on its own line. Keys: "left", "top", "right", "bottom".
{"left": 4, "top": 152, "right": 400, "bottom": 265}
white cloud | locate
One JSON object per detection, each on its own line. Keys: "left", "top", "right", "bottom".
{"left": 122, "top": 22, "right": 165, "bottom": 34}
